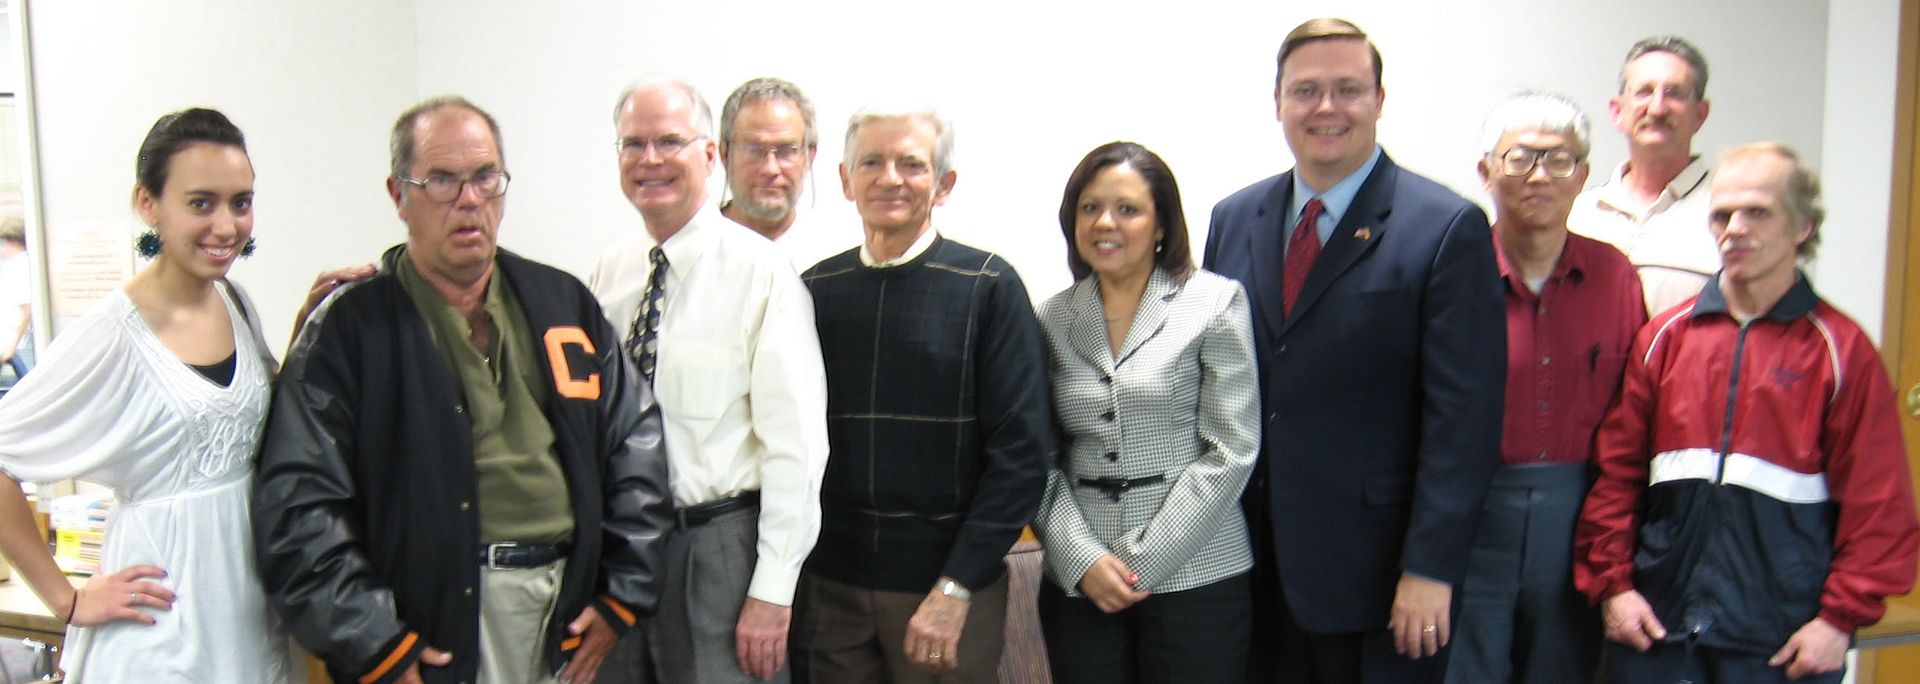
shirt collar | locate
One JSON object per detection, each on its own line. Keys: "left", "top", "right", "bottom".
{"left": 859, "top": 224, "right": 939, "bottom": 268}
{"left": 1495, "top": 232, "right": 1588, "bottom": 294}
{"left": 1596, "top": 155, "right": 1712, "bottom": 212}
{"left": 1690, "top": 270, "right": 1820, "bottom": 322}
{"left": 654, "top": 205, "right": 726, "bottom": 282}
{"left": 1291, "top": 145, "right": 1383, "bottom": 225}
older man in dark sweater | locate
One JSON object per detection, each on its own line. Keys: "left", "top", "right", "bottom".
{"left": 791, "top": 106, "right": 1050, "bottom": 684}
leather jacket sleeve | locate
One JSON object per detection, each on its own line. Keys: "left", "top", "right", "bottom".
{"left": 586, "top": 311, "right": 674, "bottom": 626}
{"left": 251, "top": 289, "right": 421, "bottom": 682}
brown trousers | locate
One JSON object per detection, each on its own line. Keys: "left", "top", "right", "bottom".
{"left": 791, "top": 571, "right": 1009, "bottom": 684}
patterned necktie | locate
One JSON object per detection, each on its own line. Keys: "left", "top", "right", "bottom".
{"left": 626, "top": 246, "right": 668, "bottom": 383}
{"left": 1282, "top": 198, "right": 1325, "bottom": 316}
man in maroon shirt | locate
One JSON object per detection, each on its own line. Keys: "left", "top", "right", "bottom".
{"left": 1444, "top": 92, "right": 1646, "bottom": 684}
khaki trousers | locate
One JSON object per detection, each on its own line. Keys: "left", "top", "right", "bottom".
{"left": 477, "top": 558, "right": 564, "bottom": 684}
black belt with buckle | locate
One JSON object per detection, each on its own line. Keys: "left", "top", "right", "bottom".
{"left": 1076, "top": 475, "right": 1167, "bottom": 501}
{"left": 479, "top": 542, "right": 571, "bottom": 570}
{"left": 677, "top": 490, "right": 761, "bottom": 529}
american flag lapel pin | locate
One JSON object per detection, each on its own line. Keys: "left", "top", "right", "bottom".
{"left": 1355, "top": 227, "right": 1373, "bottom": 241}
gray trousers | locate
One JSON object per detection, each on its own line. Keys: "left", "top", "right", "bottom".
{"left": 1444, "top": 463, "right": 1599, "bottom": 684}
{"left": 598, "top": 505, "right": 776, "bottom": 684}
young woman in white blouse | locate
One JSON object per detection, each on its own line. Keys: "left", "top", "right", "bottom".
{"left": 1031, "top": 142, "right": 1262, "bottom": 683}
{"left": 0, "top": 108, "right": 299, "bottom": 682}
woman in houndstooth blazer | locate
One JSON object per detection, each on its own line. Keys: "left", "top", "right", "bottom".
{"left": 1031, "top": 142, "right": 1261, "bottom": 684}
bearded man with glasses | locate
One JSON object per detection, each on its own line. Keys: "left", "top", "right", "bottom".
{"left": 588, "top": 76, "right": 830, "bottom": 684}
{"left": 715, "top": 78, "right": 852, "bottom": 271}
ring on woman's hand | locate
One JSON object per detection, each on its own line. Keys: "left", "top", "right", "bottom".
{"left": 1421, "top": 625, "right": 1436, "bottom": 634}
{"left": 928, "top": 651, "right": 943, "bottom": 660}
{"left": 128, "top": 591, "right": 139, "bottom": 606}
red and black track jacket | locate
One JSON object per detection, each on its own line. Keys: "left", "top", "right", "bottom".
{"left": 1574, "top": 274, "right": 1918, "bottom": 654}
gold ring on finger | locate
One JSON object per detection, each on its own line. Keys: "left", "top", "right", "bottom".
{"left": 1422, "top": 625, "right": 1436, "bottom": 634}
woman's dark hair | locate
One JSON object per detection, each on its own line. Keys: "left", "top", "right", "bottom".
{"left": 1058, "top": 141, "right": 1193, "bottom": 282}
{"left": 135, "top": 108, "right": 247, "bottom": 196}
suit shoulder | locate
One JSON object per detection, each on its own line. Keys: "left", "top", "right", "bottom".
{"left": 1389, "top": 167, "right": 1479, "bottom": 212}
{"left": 1214, "top": 173, "right": 1287, "bottom": 214}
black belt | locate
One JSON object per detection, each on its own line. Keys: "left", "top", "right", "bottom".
{"left": 479, "top": 541, "right": 570, "bottom": 570}
{"left": 1076, "top": 475, "right": 1167, "bottom": 501}
{"left": 677, "top": 491, "right": 761, "bottom": 529}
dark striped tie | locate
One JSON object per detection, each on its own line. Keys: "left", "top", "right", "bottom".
{"left": 626, "top": 246, "right": 668, "bottom": 383}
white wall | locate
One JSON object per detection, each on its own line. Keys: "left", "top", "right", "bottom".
{"left": 23, "top": 0, "right": 1896, "bottom": 352}
{"left": 1813, "top": 0, "right": 1903, "bottom": 343}
{"left": 27, "top": 0, "right": 416, "bottom": 347}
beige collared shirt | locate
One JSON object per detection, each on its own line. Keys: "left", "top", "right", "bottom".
{"left": 1569, "top": 157, "right": 1720, "bottom": 316}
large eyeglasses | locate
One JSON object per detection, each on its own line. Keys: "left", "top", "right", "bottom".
{"left": 1626, "top": 83, "right": 1698, "bottom": 104}
{"left": 616, "top": 135, "right": 705, "bottom": 161}
{"left": 732, "top": 142, "right": 806, "bottom": 167}
{"left": 397, "top": 171, "right": 511, "bottom": 202}
{"left": 1497, "top": 147, "right": 1583, "bottom": 179}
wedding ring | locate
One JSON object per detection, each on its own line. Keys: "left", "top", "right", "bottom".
{"left": 1422, "top": 625, "right": 1437, "bottom": 633}
{"left": 128, "top": 591, "right": 139, "bottom": 606}
{"left": 929, "top": 651, "right": 943, "bottom": 660}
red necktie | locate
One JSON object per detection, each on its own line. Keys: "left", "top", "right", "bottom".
{"left": 1283, "top": 198, "right": 1324, "bottom": 316}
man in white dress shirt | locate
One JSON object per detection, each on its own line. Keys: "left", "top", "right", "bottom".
{"left": 589, "top": 76, "right": 831, "bottom": 684}
{"left": 1570, "top": 36, "right": 1718, "bottom": 315}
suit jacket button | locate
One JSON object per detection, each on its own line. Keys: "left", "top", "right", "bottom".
{"left": 1101, "top": 410, "right": 1115, "bottom": 421}
{"left": 1099, "top": 374, "right": 1112, "bottom": 384}
{"left": 1105, "top": 451, "right": 1119, "bottom": 461}
{"left": 1278, "top": 344, "right": 1288, "bottom": 353}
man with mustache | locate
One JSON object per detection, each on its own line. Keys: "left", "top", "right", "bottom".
{"left": 1573, "top": 143, "right": 1920, "bottom": 683}
{"left": 1570, "top": 36, "right": 1718, "bottom": 316}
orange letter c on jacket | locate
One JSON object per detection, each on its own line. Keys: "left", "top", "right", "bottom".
{"left": 544, "top": 326, "right": 601, "bottom": 400}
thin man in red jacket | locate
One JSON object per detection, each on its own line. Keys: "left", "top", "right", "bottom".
{"left": 1573, "top": 142, "right": 1920, "bottom": 683}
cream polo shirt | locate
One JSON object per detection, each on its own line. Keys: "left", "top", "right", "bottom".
{"left": 588, "top": 206, "right": 830, "bottom": 606}
{"left": 1569, "top": 157, "right": 1720, "bottom": 316}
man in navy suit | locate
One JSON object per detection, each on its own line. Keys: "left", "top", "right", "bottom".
{"left": 1202, "top": 18, "right": 1505, "bottom": 684}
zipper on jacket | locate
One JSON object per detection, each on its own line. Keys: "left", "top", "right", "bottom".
{"left": 1714, "top": 321, "right": 1754, "bottom": 484}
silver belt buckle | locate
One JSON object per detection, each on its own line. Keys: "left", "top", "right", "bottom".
{"left": 485, "top": 541, "right": 519, "bottom": 570}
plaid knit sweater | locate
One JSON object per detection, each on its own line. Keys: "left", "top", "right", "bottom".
{"left": 801, "top": 236, "right": 1051, "bottom": 593}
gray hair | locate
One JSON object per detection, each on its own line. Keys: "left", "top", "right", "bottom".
{"left": 842, "top": 106, "right": 955, "bottom": 178}
{"left": 389, "top": 96, "right": 505, "bottom": 181}
{"left": 1719, "top": 142, "right": 1824, "bottom": 258}
{"left": 612, "top": 76, "right": 713, "bottom": 137}
{"left": 1480, "top": 90, "right": 1591, "bottom": 157}
{"left": 1620, "top": 36, "right": 1709, "bottom": 99}
{"left": 720, "top": 77, "right": 817, "bottom": 148}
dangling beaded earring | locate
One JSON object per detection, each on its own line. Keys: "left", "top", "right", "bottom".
{"left": 135, "top": 230, "right": 162, "bottom": 258}
{"left": 134, "top": 232, "right": 258, "bottom": 258}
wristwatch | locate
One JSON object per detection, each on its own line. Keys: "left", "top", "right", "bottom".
{"left": 936, "top": 577, "right": 972, "bottom": 602}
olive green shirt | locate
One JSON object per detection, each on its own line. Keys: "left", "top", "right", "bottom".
{"left": 395, "top": 250, "right": 572, "bottom": 544}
